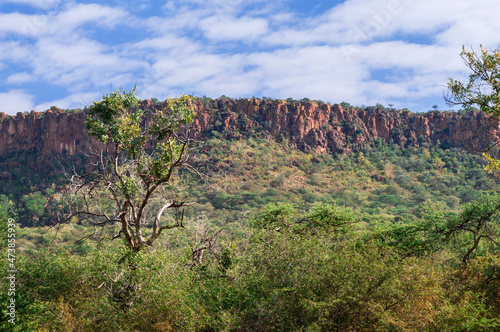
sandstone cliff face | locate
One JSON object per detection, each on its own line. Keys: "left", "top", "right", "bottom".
{"left": 192, "top": 98, "right": 500, "bottom": 155}
{"left": 0, "top": 98, "right": 499, "bottom": 172}
{"left": 0, "top": 110, "right": 101, "bottom": 172}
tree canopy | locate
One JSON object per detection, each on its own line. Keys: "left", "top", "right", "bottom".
{"left": 62, "top": 88, "right": 197, "bottom": 251}
{"left": 447, "top": 45, "right": 500, "bottom": 262}
{"left": 447, "top": 46, "right": 500, "bottom": 118}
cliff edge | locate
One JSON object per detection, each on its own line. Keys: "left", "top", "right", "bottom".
{"left": 1, "top": 98, "right": 498, "bottom": 172}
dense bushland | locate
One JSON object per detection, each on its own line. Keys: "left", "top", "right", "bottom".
{"left": 2, "top": 198, "right": 500, "bottom": 331}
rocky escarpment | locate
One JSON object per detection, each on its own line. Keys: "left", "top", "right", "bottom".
{"left": 0, "top": 98, "right": 499, "bottom": 173}
{"left": 193, "top": 98, "right": 499, "bottom": 155}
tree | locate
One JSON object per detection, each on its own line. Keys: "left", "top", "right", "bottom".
{"left": 447, "top": 46, "right": 500, "bottom": 152}
{"left": 340, "top": 101, "right": 351, "bottom": 109}
{"left": 446, "top": 192, "right": 500, "bottom": 263}
{"left": 0, "top": 194, "right": 11, "bottom": 218}
{"left": 20, "top": 192, "right": 46, "bottom": 227}
{"left": 447, "top": 46, "right": 500, "bottom": 262}
{"left": 447, "top": 46, "right": 500, "bottom": 118}
{"left": 447, "top": 46, "right": 500, "bottom": 163}
{"left": 61, "top": 88, "right": 197, "bottom": 251}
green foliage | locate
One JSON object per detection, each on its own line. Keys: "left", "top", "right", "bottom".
{"left": 0, "top": 214, "right": 7, "bottom": 251}
{"left": 373, "top": 201, "right": 451, "bottom": 258}
{"left": 62, "top": 89, "right": 198, "bottom": 250}
{"left": 447, "top": 46, "right": 500, "bottom": 182}
{"left": 447, "top": 46, "right": 500, "bottom": 117}
{"left": 340, "top": 101, "right": 351, "bottom": 108}
{"left": 150, "top": 94, "right": 195, "bottom": 141}
{"left": 303, "top": 202, "right": 359, "bottom": 234}
{"left": 0, "top": 194, "right": 11, "bottom": 217}
{"left": 446, "top": 192, "right": 500, "bottom": 262}
{"left": 250, "top": 202, "right": 358, "bottom": 237}
{"left": 19, "top": 192, "right": 46, "bottom": 227}
{"left": 6, "top": 195, "right": 500, "bottom": 330}
{"left": 0, "top": 242, "right": 203, "bottom": 331}
{"left": 176, "top": 137, "right": 490, "bottom": 227}
{"left": 86, "top": 88, "right": 141, "bottom": 145}
{"left": 250, "top": 202, "right": 297, "bottom": 230}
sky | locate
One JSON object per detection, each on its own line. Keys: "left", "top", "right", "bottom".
{"left": 0, "top": 0, "right": 499, "bottom": 115}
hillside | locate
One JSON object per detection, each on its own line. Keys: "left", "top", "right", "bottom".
{"left": 0, "top": 97, "right": 496, "bottom": 228}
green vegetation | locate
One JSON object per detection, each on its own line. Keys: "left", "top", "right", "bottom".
{"left": 447, "top": 46, "right": 500, "bottom": 118}
{"left": 2, "top": 136, "right": 490, "bottom": 229}
{"left": 63, "top": 89, "right": 197, "bottom": 251}
{"left": 2, "top": 199, "right": 500, "bottom": 330}
{"left": 187, "top": 137, "right": 489, "bottom": 222}
{"left": 2, "top": 132, "right": 500, "bottom": 330}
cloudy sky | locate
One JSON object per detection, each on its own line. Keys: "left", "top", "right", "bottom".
{"left": 0, "top": 0, "right": 499, "bottom": 115}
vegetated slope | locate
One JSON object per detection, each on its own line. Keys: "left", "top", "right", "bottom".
{"left": 0, "top": 97, "right": 496, "bottom": 228}
{"left": 182, "top": 136, "right": 491, "bottom": 224}
{"left": 0, "top": 131, "right": 492, "bottom": 229}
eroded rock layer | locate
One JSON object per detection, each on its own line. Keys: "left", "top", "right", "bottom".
{"left": 1, "top": 98, "right": 498, "bottom": 172}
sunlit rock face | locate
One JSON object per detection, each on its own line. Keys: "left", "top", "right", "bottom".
{"left": 193, "top": 98, "right": 499, "bottom": 156}
{"left": 1, "top": 98, "right": 498, "bottom": 172}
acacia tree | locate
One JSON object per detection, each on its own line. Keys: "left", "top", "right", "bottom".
{"left": 62, "top": 88, "right": 197, "bottom": 251}
{"left": 447, "top": 46, "right": 500, "bottom": 262}
{"left": 447, "top": 193, "right": 500, "bottom": 263}
{"left": 447, "top": 46, "right": 500, "bottom": 168}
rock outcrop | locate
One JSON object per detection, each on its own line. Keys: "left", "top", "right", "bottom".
{"left": 192, "top": 98, "right": 499, "bottom": 155}
{"left": 1, "top": 98, "right": 499, "bottom": 172}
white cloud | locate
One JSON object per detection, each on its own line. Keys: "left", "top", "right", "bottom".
{"left": 245, "top": 46, "right": 367, "bottom": 101}
{"left": 0, "top": 40, "right": 30, "bottom": 61}
{"left": 141, "top": 52, "right": 248, "bottom": 98}
{"left": 131, "top": 34, "right": 201, "bottom": 56}
{"left": 137, "top": 0, "right": 500, "bottom": 108}
{"left": 6, "top": 72, "right": 36, "bottom": 84}
{"left": 0, "top": 90, "right": 34, "bottom": 115}
{"left": 199, "top": 15, "right": 268, "bottom": 41}
{"left": 29, "top": 36, "right": 146, "bottom": 91}
{"left": 0, "top": 12, "right": 48, "bottom": 37}
{"left": 358, "top": 42, "right": 463, "bottom": 73}
{"left": 55, "top": 3, "right": 127, "bottom": 30}
{"left": 165, "top": 0, "right": 271, "bottom": 16}
{"left": 1, "top": 0, "right": 500, "bottom": 113}
{"left": 34, "top": 91, "right": 99, "bottom": 112}
{"left": 0, "top": 3, "right": 127, "bottom": 37}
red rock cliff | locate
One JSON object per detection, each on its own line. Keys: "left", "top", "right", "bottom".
{"left": 191, "top": 98, "right": 500, "bottom": 155}
{"left": 1, "top": 98, "right": 499, "bottom": 171}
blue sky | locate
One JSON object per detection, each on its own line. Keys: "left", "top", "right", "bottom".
{"left": 0, "top": 0, "right": 499, "bottom": 115}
